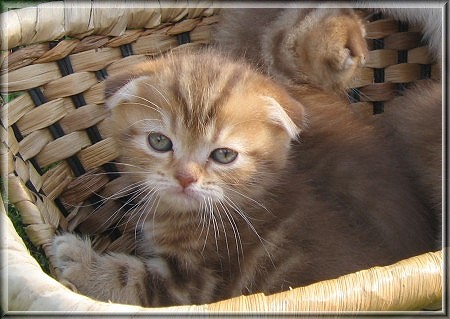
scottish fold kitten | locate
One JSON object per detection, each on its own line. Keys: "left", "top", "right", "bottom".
{"left": 213, "top": 8, "right": 368, "bottom": 92}
{"left": 51, "top": 50, "right": 436, "bottom": 307}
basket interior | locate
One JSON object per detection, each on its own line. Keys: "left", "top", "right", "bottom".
{"left": 1, "top": 6, "right": 439, "bottom": 281}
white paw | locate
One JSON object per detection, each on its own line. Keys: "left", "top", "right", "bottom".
{"left": 336, "top": 47, "right": 366, "bottom": 72}
{"left": 52, "top": 233, "right": 94, "bottom": 291}
{"left": 343, "top": 54, "right": 355, "bottom": 69}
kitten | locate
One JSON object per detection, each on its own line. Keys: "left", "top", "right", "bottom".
{"left": 379, "top": 79, "right": 442, "bottom": 216}
{"left": 213, "top": 8, "right": 368, "bottom": 92}
{"left": 51, "top": 50, "right": 436, "bottom": 307}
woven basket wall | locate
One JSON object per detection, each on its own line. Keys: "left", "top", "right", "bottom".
{"left": 1, "top": 1, "right": 444, "bottom": 313}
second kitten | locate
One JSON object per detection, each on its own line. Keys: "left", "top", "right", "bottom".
{"left": 214, "top": 8, "right": 368, "bottom": 92}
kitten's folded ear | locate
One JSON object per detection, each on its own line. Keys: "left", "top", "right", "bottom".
{"left": 104, "top": 72, "right": 137, "bottom": 101}
{"left": 104, "top": 60, "right": 158, "bottom": 109}
{"left": 262, "top": 89, "right": 306, "bottom": 140}
{"left": 105, "top": 73, "right": 155, "bottom": 110}
{"left": 104, "top": 70, "right": 141, "bottom": 109}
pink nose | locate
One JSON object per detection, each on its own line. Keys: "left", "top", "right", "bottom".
{"left": 175, "top": 172, "right": 197, "bottom": 188}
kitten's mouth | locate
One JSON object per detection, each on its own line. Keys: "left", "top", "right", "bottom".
{"left": 176, "top": 189, "right": 196, "bottom": 199}
{"left": 161, "top": 187, "right": 202, "bottom": 211}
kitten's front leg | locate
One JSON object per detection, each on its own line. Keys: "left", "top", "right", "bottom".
{"left": 52, "top": 233, "right": 176, "bottom": 306}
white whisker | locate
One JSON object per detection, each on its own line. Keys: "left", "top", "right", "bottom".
{"left": 214, "top": 202, "right": 231, "bottom": 262}
{"left": 141, "top": 82, "right": 171, "bottom": 106}
{"left": 223, "top": 195, "right": 274, "bottom": 267}
{"left": 221, "top": 184, "right": 273, "bottom": 217}
{"left": 106, "top": 182, "right": 155, "bottom": 232}
{"left": 217, "top": 200, "right": 242, "bottom": 268}
{"left": 207, "top": 197, "right": 220, "bottom": 254}
{"left": 118, "top": 92, "right": 164, "bottom": 116}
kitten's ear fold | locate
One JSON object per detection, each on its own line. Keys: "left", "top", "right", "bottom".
{"left": 105, "top": 59, "right": 163, "bottom": 109}
{"left": 262, "top": 93, "right": 306, "bottom": 140}
{"left": 104, "top": 60, "right": 158, "bottom": 109}
{"left": 104, "top": 73, "right": 144, "bottom": 109}
{"left": 105, "top": 72, "right": 136, "bottom": 100}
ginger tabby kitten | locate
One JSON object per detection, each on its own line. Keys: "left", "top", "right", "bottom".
{"left": 51, "top": 50, "right": 436, "bottom": 307}
{"left": 214, "top": 8, "right": 368, "bottom": 92}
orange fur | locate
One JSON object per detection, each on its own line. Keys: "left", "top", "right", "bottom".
{"left": 52, "top": 50, "right": 437, "bottom": 307}
{"left": 214, "top": 8, "right": 368, "bottom": 92}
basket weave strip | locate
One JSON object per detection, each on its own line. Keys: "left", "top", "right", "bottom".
{"left": 1, "top": 2, "right": 442, "bottom": 312}
{"left": 1, "top": 1, "right": 215, "bottom": 49}
{"left": 3, "top": 197, "right": 443, "bottom": 312}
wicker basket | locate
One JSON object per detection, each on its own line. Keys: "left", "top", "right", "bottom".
{"left": 1, "top": 1, "right": 444, "bottom": 314}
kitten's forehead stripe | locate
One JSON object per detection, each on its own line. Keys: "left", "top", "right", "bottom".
{"left": 168, "top": 56, "right": 247, "bottom": 136}
{"left": 209, "top": 67, "right": 246, "bottom": 117}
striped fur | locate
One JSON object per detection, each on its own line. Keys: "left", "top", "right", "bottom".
{"left": 52, "top": 50, "right": 437, "bottom": 306}
{"left": 214, "top": 8, "right": 368, "bottom": 92}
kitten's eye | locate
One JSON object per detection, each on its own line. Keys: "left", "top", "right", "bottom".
{"left": 210, "top": 148, "right": 238, "bottom": 164}
{"left": 148, "top": 132, "right": 173, "bottom": 152}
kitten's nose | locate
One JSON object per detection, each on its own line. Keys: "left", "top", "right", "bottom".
{"left": 175, "top": 171, "right": 197, "bottom": 189}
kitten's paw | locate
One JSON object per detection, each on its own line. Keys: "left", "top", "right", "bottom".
{"left": 52, "top": 233, "right": 95, "bottom": 292}
{"left": 334, "top": 47, "right": 365, "bottom": 71}
{"left": 298, "top": 11, "right": 368, "bottom": 90}
{"left": 323, "top": 17, "right": 367, "bottom": 73}
{"left": 331, "top": 32, "right": 367, "bottom": 72}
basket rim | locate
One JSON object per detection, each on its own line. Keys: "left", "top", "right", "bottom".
{"left": 1, "top": 1, "right": 218, "bottom": 51}
{"left": 2, "top": 195, "right": 444, "bottom": 312}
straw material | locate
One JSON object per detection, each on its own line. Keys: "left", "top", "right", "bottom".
{"left": 1, "top": 1, "right": 443, "bottom": 313}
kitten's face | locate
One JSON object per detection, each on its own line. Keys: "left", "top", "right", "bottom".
{"left": 106, "top": 52, "right": 304, "bottom": 214}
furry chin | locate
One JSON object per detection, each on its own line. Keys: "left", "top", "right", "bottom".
{"left": 159, "top": 189, "right": 207, "bottom": 213}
